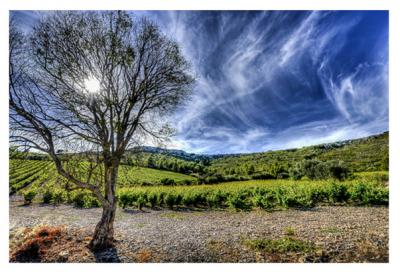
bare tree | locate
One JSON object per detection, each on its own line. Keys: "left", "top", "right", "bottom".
{"left": 9, "top": 11, "right": 193, "bottom": 250}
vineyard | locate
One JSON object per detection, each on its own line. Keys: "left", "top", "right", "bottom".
{"left": 9, "top": 159, "right": 196, "bottom": 202}
{"left": 9, "top": 159, "right": 388, "bottom": 210}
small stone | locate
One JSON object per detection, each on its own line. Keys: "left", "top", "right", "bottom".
{"left": 58, "top": 250, "right": 69, "bottom": 262}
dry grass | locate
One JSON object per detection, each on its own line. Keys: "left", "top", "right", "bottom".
{"left": 135, "top": 249, "right": 152, "bottom": 262}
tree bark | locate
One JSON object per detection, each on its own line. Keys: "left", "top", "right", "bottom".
{"left": 89, "top": 159, "right": 119, "bottom": 251}
{"left": 89, "top": 203, "right": 116, "bottom": 250}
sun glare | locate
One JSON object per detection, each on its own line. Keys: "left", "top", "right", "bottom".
{"left": 84, "top": 76, "right": 101, "bottom": 94}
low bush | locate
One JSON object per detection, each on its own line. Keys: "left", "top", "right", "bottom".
{"left": 182, "top": 192, "right": 196, "bottom": 206}
{"left": 118, "top": 191, "right": 135, "bottom": 209}
{"left": 289, "top": 159, "right": 349, "bottom": 181}
{"left": 245, "top": 237, "right": 315, "bottom": 253}
{"left": 147, "top": 192, "right": 158, "bottom": 208}
{"left": 206, "top": 190, "right": 227, "bottom": 208}
{"left": 160, "top": 178, "right": 176, "bottom": 186}
{"left": 252, "top": 189, "right": 279, "bottom": 210}
{"left": 328, "top": 182, "right": 350, "bottom": 203}
{"left": 350, "top": 182, "right": 389, "bottom": 205}
{"left": 72, "top": 191, "right": 100, "bottom": 208}
{"left": 164, "top": 193, "right": 180, "bottom": 209}
{"left": 227, "top": 190, "right": 252, "bottom": 211}
{"left": 42, "top": 189, "right": 53, "bottom": 204}
{"left": 23, "top": 190, "right": 37, "bottom": 205}
{"left": 156, "top": 192, "right": 166, "bottom": 207}
{"left": 137, "top": 194, "right": 147, "bottom": 210}
{"left": 52, "top": 190, "right": 65, "bottom": 205}
{"left": 251, "top": 173, "right": 276, "bottom": 180}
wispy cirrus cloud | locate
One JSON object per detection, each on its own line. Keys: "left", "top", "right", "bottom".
{"left": 153, "top": 11, "right": 388, "bottom": 154}
{"left": 12, "top": 11, "right": 389, "bottom": 154}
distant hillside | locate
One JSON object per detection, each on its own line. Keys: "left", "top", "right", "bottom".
{"left": 208, "top": 131, "right": 388, "bottom": 175}
{"left": 122, "top": 132, "right": 388, "bottom": 178}
{"left": 126, "top": 146, "right": 212, "bottom": 162}
{"left": 11, "top": 132, "right": 388, "bottom": 179}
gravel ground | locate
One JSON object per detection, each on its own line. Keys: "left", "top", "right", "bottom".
{"left": 9, "top": 201, "right": 388, "bottom": 263}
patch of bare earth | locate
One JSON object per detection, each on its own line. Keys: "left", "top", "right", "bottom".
{"left": 9, "top": 201, "right": 388, "bottom": 263}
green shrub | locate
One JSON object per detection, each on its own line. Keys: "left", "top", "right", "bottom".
{"left": 274, "top": 187, "right": 289, "bottom": 208}
{"left": 289, "top": 159, "right": 349, "bottom": 180}
{"left": 53, "top": 190, "right": 65, "bottom": 205}
{"left": 206, "top": 174, "right": 225, "bottom": 184}
{"left": 328, "top": 182, "right": 350, "bottom": 203}
{"left": 23, "top": 190, "right": 37, "bottom": 205}
{"left": 72, "top": 191, "right": 99, "bottom": 208}
{"left": 190, "top": 192, "right": 207, "bottom": 207}
{"left": 164, "top": 193, "right": 179, "bottom": 209}
{"left": 182, "top": 192, "right": 196, "bottom": 206}
{"left": 326, "top": 161, "right": 349, "bottom": 180}
{"left": 252, "top": 189, "right": 279, "bottom": 210}
{"left": 284, "top": 227, "right": 295, "bottom": 236}
{"left": 350, "top": 182, "right": 368, "bottom": 204}
{"left": 160, "top": 178, "right": 176, "bottom": 186}
{"left": 284, "top": 188, "right": 315, "bottom": 208}
{"left": 157, "top": 192, "right": 166, "bottom": 206}
{"left": 147, "top": 192, "right": 158, "bottom": 208}
{"left": 227, "top": 191, "right": 252, "bottom": 211}
{"left": 309, "top": 187, "right": 330, "bottom": 203}
{"left": 251, "top": 173, "right": 276, "bottom": 180}
{"left": 137, "top": 194, "right": 147, "bottom": 210}
{"left": 118, "top": 191, "right": 134, "bottom": 209}
{"left": 277, "top": 172, "right": 290, "bottom": 179}
{"left": 42, "top": 189, "right": 53, "bottom": 204}
{"left": 246, "top": 237, "right": 315, "bottom": 253}
{"left": 350, "top": 182, "right": 388, "bottom": 205}
{"left": 289, "top": 163, "right": 303, "bottom": 180}
{"left": 366, "top": 187, "right": 389, "bottom": 205}
{"left": 72, "top": 192, "right": 86, "bottom": 208}
{"left": 206, "top": 190, "right": 227, "bottom": 208}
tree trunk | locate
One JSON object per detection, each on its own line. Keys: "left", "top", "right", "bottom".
{"left": 89, "top": 203, "right": 116, "bottom": 250}
{"left": 89, "top": 158, "right": 119, "bottom": 251}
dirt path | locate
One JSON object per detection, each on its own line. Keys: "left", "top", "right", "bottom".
{"left": 9, "top": 202, "right": 388, "bottom": 262}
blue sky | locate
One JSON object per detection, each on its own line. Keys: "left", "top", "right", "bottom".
{"left": 12, "top": 11, "right": 388, "bottom": 154}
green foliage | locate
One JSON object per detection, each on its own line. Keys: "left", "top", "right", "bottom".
{"left": 381, "top": 151, "right": 389, "bottom": 170}
{"left": 252, "top": 188, "right": 280, "bottom": 210}
{"left": 284, "top": 227, "right": 295, "bottom": 236}
{"left": 164, "top": 193, "right": 181, "bottom": 209}
{"left": 42, "top": 189, "right": 53, "bottom": 204}
{"left": 328, "top": 182, "right": 350, "bottom": 203}
{"left": 137, "top": 194, "right": 147, "bottom": 210}
{"left": 182, "top": 192, "right": 196, "bottom": 206}
{"left": 147, "top": 192, "right": 158, "bottom": 208}
{"left": 8, "top": 132, "right": 389, "bottom": 211}
{"left": 118, "top": 165, "right": 196, "bottom": 186}
{"left": 23, "top": 190, "right": 37, "bottom": 205}
{"left": 52, "top": 190, "right": 65, "bottom": 205}
{"left": 227, "top": 190, "right": 252, "bottom": 211}
{"left": 117, "top": 191, "right": 136, "bottom": 209}
{"left": 72, "top": 191, "right": 99, "bottom": 208}
{"left": 206, "top": 190, "right": 227, "bottom": 208}
{"left": 209, "top": 132, "right": 388, "bottom": 177}
{"left": 124, "top": 152, "right": 205, "bottom": 175}
{"left": 289, "top": 159, "right": 349, "bottom": 181}
{"left": 160, "top": 178, "right": 176, "bottom": 186}
{"left": 245, "top": 237, "right": 315, "bottom": 253}
{"left": 353, "top": 171, "right": 388, "bottom": 183}
{"left": 350, "top": 182, "right": 389, "bottom": 205}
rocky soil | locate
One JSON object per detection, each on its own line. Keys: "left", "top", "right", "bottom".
{"left": 9, "top": 201, "right": 388, "bottom": 263}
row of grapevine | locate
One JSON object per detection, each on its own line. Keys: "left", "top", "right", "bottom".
{"left": 10, "top": 161, "right": 53, "bottom": 194}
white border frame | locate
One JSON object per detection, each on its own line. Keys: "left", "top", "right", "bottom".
{"left": 1, "top": 1, "right": 398, "bottom": 272}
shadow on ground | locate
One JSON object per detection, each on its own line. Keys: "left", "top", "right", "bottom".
{"left": 93, "top": 247, "right": 121, "bottom": 263}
